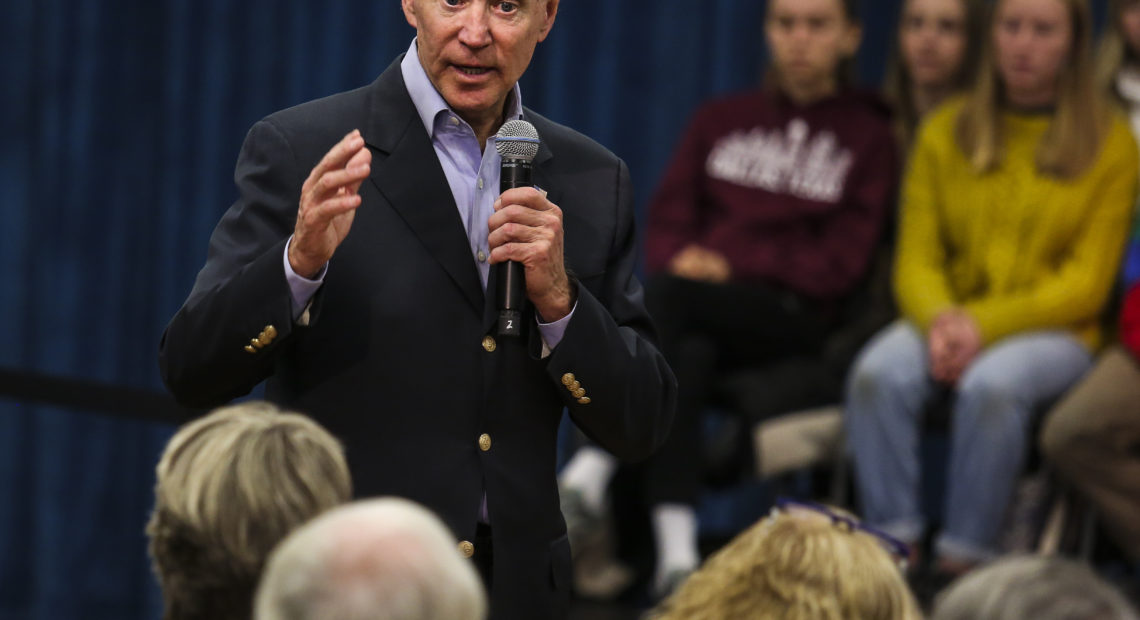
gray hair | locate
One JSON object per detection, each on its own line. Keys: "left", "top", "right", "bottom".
{"left": 254, "top": 497, "right": 487, "bottom": 620}
{"left": 932, "top": 555, "right": 1139, "bottom": 620}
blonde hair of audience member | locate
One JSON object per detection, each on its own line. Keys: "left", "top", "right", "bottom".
{"left": 1096, "top": 0, "right": 1140, "bottom": 99}
{"left": 883, "top": 0, "right": 988, "bottom": 147}
{"left": 956, "top": 0, "right": 1111, "bottom": 178}
{"left": 932, "top": 555, "right": 1140, "bottom": 620}
{"left": 147, "top": 401, "right": 352, "bottom": 620}
{"left": 647, "top": 505, "right": 922, "bottom": 620}
{"left": 254, "top": 497, "right": 487, "bottom": 620}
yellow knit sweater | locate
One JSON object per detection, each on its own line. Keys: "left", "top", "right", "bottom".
{"left": 895, "top": 99, "right": 1139, "bottom": 349}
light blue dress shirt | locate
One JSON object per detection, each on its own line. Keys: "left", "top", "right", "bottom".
{"left": 284, "top": 39, "right": 573, "bottom": 348}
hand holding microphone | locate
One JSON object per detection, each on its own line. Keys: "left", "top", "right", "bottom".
{"left": 488, "top": 120, "right": 573, "bottom": 336}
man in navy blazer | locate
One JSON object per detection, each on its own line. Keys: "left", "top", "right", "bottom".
{"left": 158, "top": 1, "right": 676, "bottom": 617}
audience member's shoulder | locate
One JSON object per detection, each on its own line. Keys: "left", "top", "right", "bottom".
{"left": 524, "top": 108, "right": 621, "bottom": 166}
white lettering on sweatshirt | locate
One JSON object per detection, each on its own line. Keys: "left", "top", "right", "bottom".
{"left": 705, "top": 119, "right": 853, "bottom": 203}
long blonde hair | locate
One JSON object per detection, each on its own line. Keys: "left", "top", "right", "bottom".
{"left": 956, "top": 0, "right": 1111, "bottom": 178}
{"left": 648, "top": 507, "right": 922, "bottom": 620}
{"left": 883, "top": 0, "right": 989, "bottom": 148}
{"left": 1096, "top": 0, "right": 1140, "bottom": 100}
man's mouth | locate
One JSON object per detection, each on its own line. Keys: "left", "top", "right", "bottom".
{"left": 456, "top": 65, "right": 491, "bottom": 75}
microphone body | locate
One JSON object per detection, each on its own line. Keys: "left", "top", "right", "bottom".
{"left": 493, "top": 120, "right": 541, "bottom": 337}
{"left": 496, "top": 159, "right": 531, "bottom": 337}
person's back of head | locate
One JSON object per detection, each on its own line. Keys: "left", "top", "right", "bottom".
{"left": 649, "top": 501, "right": 921, "bottom": 620}
{"left": 254, "top": 497, "right": 487, "bottom": 620}
{"left": 146, "top": 401, "right": 352, "bottom": 620}
{"left": 932, "top": 555, "right": 1139, "bottom": 620}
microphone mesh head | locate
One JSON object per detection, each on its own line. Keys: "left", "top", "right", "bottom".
{"left": 495, "top": 120, "right": 540, "bottom": 161}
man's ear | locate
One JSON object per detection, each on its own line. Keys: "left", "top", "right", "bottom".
{"left": 537, "top": 0, "right": 559, "bottom": 42}
{"left": 402, "top": 0, "right": 417, "bottom": 29}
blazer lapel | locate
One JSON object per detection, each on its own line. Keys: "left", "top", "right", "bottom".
{"left": 363, "top": 60, "right": 484, "bottom": 316}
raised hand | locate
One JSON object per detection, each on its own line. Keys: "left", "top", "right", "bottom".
{"left": 288, "top": 129, "right": 372, "bottom": 278}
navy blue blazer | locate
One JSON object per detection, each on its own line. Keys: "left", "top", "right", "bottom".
{"left": 159, "top": 57, "right": 675, "bottom": 619}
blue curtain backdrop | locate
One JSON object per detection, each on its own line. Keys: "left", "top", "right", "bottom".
{"left": 0, "top": 1, "right": 1108, "bottom": 618}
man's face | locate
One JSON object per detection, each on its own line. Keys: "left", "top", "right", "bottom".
{"left": 403, "top": 0, "right": 558, "bottom": 129}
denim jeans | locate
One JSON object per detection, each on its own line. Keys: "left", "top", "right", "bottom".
{"left": 844, "top": 320, "right": 1092, "bottom": 561}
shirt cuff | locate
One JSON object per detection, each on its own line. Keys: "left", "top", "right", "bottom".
{"left": 283, "top": 236, "right": 326, "bottom": 322}
{"left": 536, "top": 301, "right": 576, "bottom": 357}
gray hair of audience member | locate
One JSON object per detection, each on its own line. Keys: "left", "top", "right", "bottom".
{"left": 932, "top": 555, "right": 1140, "bottom": 620}
{"left": 254, "top": 497, "right": 487, "bottom": 620}
{"left": 147, "top": 400, "right": 353, "bottom": 620}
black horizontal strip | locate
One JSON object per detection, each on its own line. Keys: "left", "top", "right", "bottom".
{"left": 0, "top": 367, "right": 203, "bottom": 425}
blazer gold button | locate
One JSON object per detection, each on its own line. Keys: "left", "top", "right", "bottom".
{"left": 572, "top": 388, "right": 586, "bottom": 398}
{"left": 250, "top": 338, "right": 264, "bottom": 349}
{"left": 262, "top": 325, "right": 277, "bottom": 340}
{"left": 482, "top": 335, "right": 497, "bottom": 352}
{"left": 458, "top": 540, "right": 475, "bottom": 558}
{"left": 479, "top": 433, "right": 492, "bottom": 452}
{"left": 244, "top": 345, "right": 257, "bottom": 354}
{"left": 562, "top": 373, "right": 575, "bottom": 386}
{"left": 570, "top": 381, "right": 581, "bottom": 390}
{"left": 578, "top": 397, "right": 591, "bottom": 405}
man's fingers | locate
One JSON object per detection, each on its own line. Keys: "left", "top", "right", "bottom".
{"left": 489, "top": 239, "right": 555, "bottom": 265}
{"left": 487, "top": 221, "right": 554, "bottom": 252}
{"left": 347, "top": 145, "right": 372, "bottom": 168}
{"left": 489, "top": 203, "right": 555, "bottom": 230}
{"left": 344, "top": 148, "right": 373, "bottom": 194}
{"left": 309, "top": 130, "right": 365, "bottom": 184}
{"left": 496, "top": 187, "right": 551, "bottom": 211}
{"left": 487, "top": 208, "right": 562, "bottom": 254}
{"left": 311, "top": 164, "right": 371, "bottom": 200}
{"left": 299, "top": 193, "right": 362, "bottom": 228}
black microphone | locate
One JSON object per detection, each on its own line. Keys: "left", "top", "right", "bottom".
{"left": 493, "top": 120, "right": 541, "bottom": 337}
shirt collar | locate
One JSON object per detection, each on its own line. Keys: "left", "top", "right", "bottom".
{"left": 399, "top": 38, "right": 524, "bottom": 139}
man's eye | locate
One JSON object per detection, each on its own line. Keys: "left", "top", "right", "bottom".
{"left": 496, "top": 1, "right": 518, "bottom": 12}
{"left": 444, "top": 0, "right": 461, "bottom": 6}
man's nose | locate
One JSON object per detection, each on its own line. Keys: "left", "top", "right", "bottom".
{"left": 458, "top": 6, "right": 492, "bottom": 48}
